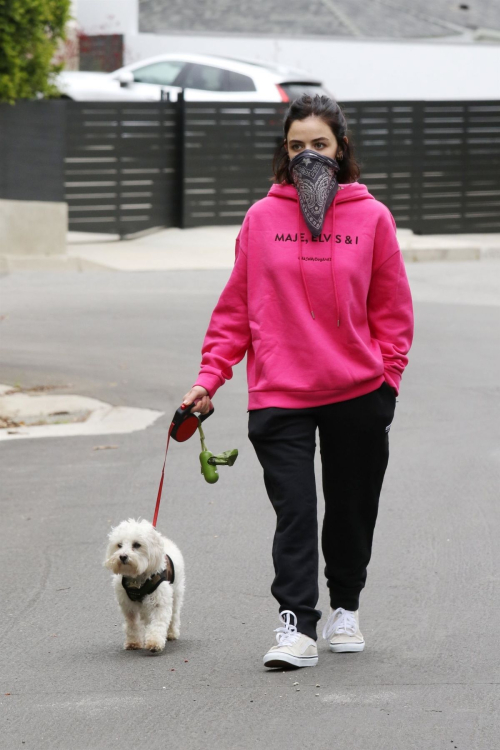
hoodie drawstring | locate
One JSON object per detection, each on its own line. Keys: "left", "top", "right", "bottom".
{"left": 297, "top": 203, "right": 316, "bottom": 320}
{"left": 330, "top": 201, "right": 341, "bottom": 327}
{"left": 297, "top": 200, "right": 341, "bottom": 326}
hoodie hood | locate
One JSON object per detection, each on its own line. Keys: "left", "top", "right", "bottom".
{"left": 268, "top": 181, "right": 374, "bottom": 205}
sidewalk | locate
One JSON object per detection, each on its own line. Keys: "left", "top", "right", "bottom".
{"left": 1, "top": 225, "right": 500, "bottom": 272}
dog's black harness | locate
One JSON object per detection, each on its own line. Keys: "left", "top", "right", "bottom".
{"left": 122, "top": 554, "right": 175, "bottom": 603}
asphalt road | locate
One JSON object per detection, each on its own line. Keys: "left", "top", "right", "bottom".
{"left": 1, "top": 265, "right": 499, "bottom": 750}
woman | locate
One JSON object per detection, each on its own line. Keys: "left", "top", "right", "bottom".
{"left": 183, "top": 94, "right": 414, "bottom": 669}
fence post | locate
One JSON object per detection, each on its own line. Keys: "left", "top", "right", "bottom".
{"left": 176, "top": 90, "right": 186, "bottom": 229}
{"left": 116, "top": 104, "right": 124, "bottom": 239}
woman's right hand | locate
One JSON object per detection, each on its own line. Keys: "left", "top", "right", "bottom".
{"left": 182, "top": 386, "right": 212, "bottom": 415}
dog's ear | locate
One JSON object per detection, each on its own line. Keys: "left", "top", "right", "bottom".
{"left": 146, "top": 526, "right": 165, "bottom": 573}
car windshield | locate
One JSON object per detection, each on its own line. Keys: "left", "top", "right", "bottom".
{"left": 132, "top": 61, "right": 185, "bottom": 85}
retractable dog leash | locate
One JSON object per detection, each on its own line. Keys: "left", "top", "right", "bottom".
{"left": 152, "top": 402, "right": 238, "bottom": 527}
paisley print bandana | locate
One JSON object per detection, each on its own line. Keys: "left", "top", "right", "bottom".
{"left": 288, "top": 150, "right": 340, "bottom": 237}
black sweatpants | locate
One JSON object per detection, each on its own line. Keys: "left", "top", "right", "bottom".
{"left": 248, "top": 381, "right": 396, "bottom": 641}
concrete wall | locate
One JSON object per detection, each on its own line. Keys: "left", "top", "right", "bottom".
{"left": 76, "top": 0, "right": 138, "bottom": 36}
{"left": 0, "top": 200, "right": 67, "bottom": 257}
{"left": 124, "top": 33, "right": 500, "bottom": 101}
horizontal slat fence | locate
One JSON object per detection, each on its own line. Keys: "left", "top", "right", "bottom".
{"left": 182, "top": 102, "right": 287, "bottom": 227}
{"left": 64, "top": 101, "right": 179, "bottom": 235}
{"left": 343, "top": 100, "right": 500, "bottom": 233}
{"left": 1, "top": 99, "right": 499, "bottom": 235}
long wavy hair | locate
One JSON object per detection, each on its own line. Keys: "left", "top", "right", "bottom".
{"left": 273, "top": 94, "right": 361, "bottom": 185}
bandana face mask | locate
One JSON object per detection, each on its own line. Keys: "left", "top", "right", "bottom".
{"left": 288, "top": 149, "right": 340, "bottom": 237}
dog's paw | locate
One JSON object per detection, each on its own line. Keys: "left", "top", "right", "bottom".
{"left": 145, "top": 638, "right": 165, "bottom": 653}
{"left": 124, "top": 641, "right": 143, "bottom": 650}
{"left": 167, "top": 627, "right": 180, "bottom": 641}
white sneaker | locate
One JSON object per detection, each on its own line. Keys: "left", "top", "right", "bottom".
{"left": 263, "top": 610, "right": 318, "bottom": 668}
{"left": 322, "top": 607, "right": 365, "bottom": 653}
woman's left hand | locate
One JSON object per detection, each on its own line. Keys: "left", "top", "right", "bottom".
{"left": 182, "top": 386, "right": 212, "bottom": 415}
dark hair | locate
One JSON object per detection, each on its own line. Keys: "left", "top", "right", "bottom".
{"left": 272, "top": 94, "right": 361, "bottom": 185}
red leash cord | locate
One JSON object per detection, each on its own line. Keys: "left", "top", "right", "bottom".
{"left": 152, "top": 401, "right": 208, "bottom": 527}
{"left": 152, "top": 423, "right": 174, "bottom": 528}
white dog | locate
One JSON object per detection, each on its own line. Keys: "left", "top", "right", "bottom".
{"left": 104, "top": 519, "right": 185, "bottom": 653}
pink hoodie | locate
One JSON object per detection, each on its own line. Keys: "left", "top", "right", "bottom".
{"left": 195, "top": 182, "right": 414, "bottom": 410}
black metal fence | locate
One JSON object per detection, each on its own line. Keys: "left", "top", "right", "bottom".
{"left": 1, "top": 99, "right": 499, "bottom": 235}
{"left": 342, "top": 100, "right": 500, "bottom": 234}
{"left": 64, "top": 101, "right": 180, "bottom": 235}
{"left": 182, "top": 102, "right": 288, "bottom": 228}
{"left": 0, "top": 101, "right": 66, "bottom": 203}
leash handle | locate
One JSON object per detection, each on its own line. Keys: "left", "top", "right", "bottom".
{"left": 170, "top": 402, "right": 214, "bottom": 442}
{"left": 152, "top": 423, "right": 174, "bottom": 528}
{"left": 152, "top": 402, "right": 214, "bottom": 527}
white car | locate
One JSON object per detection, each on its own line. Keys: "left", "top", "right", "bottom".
{"left": 57, "top": 53, "right": 330, "bottom": 103}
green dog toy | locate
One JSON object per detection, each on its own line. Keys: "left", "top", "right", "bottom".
{"left": 198, "top": 420, "right": 238, "bottom": 484}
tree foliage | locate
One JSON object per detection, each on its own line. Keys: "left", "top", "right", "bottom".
{"left": 0, "top": 0, "right": 71, "bottom": 103}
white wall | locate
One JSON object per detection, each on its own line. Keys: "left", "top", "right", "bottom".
{"left": 125, "top": 32, "right": 500, "bottom": 101}
{"left": 77, "top": 0, "right": 138, "bottom": 36}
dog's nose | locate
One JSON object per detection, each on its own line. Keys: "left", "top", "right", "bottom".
{"left": 119, "top": 554, "right": 128, "bottom": 563}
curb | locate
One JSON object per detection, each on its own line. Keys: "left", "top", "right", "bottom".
{"left": 1, "top": 246, "right": 500, "bottom": 273}
{"left": 0, "top": 255, "right": 114, "bottom": 273}
{"left": 0, "top": 386, "right": 163, "bottom": 441}
{"left": 402, "top": 246, "right": 500, "bottom": 262}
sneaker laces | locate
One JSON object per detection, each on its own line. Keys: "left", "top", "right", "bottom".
{"left": 322, "top": 607, "right": 357, "bottom": 640}
{"left": 274, "top": 610, "right": 301, "bottom": 646}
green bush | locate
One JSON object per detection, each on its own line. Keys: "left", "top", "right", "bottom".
{"left": 0, "top": 0, "right": 71, "bottom": 103}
